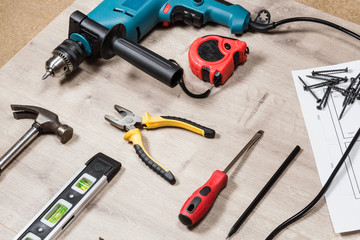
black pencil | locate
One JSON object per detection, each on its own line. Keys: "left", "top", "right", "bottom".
{"left": 226, "top": 145, "right": 301, "bottom": 239}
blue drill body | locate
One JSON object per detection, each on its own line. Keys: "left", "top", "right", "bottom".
{"left": 87, "top": 0, "right": 251, "bottom": 42}
{"left": 44, "top": 0, "right": 251, "bottom": 87}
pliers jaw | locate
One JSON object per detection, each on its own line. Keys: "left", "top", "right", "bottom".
{"left": 104, "top": 105, "right": 142, "bottom": 131}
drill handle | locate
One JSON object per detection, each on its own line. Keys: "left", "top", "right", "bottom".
{"left": 160, "top": 0, "right": 251, "bottom": 34}
{"left": 111, "top": 37, "right": 183, "bottom": 88}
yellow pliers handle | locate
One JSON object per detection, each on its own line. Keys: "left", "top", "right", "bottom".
{"left": 124, "top": 128, "right": 176, "bottom": 185}
{"left": 142, "top": 113, "right": 215, "bottom": 138}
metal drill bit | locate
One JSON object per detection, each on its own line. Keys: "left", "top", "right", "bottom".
{"left": 42, "top": 70, "right": 52, "bottom": 80}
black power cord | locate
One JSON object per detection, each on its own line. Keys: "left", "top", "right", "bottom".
{"left": 169, "top": 59, "right": 213, "bottom": 98}
{"left": 173, "top": 11, "right": 360, "bottom": 99}
{"left": 249, "top": 10, "right": 360, "bottom": 41}
{"left": 266, "top": 127, "right": 360, "bottom": 239}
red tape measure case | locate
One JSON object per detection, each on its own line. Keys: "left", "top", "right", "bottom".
{"left": 188, "top": 35, "right": 248, "bottom": 86}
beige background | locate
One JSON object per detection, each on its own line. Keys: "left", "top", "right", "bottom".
{"left": 0, "top": 0, "right": 359, "bottom": 67}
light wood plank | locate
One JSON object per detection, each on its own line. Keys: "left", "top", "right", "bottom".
{"left": 0, "top": 0, "right": 360, "bottom": 239}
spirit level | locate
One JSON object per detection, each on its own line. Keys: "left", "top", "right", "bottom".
{"left": 15, "top": 153, "right": 121, "bottom": 240}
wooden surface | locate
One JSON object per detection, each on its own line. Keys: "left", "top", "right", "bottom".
{"left": 0, "top": 0, "right": 360, "bottom": 239}
{"left": 1, "top": 0, "right": 360, "bottom": 68}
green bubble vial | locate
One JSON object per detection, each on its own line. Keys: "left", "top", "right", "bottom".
{"left": 47, "top": 204, "right": 68, "bottom": 224}
{"left": 76, "top": 179, "right": 92, "bottom": 191}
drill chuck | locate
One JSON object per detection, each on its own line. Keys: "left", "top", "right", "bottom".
{"left": 42, "top": 39, "right": 86, "bottom": 80}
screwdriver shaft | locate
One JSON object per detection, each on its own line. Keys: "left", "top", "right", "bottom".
{"left": 223, "top": 130, "right": 264, "bottom": 174}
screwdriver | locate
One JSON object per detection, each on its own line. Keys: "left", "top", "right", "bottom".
{"left": 178, "top": 130, "right": 264, "bottom": 226}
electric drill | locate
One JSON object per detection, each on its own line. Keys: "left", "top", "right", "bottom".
{"left": 42, "top": 0, "right": 251, "bottom": 87}
{"left": 42, "top": 0, "right": 360, "bottom": 88}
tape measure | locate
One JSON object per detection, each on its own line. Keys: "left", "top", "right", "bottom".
{"left": 15, "top": 153, "right": 121, "bottom": 240}
{"left": 180, "top": 35, "right": 248, "bottom": 98}
{"left": 189, "top": 35, "right": 249, "bottom": 86}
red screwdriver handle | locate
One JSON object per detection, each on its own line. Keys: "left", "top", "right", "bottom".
{"left": 179, "top": 170, "right": 228, "bottom": 226}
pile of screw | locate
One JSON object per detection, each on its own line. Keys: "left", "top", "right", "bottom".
{"left": 298, "top": 67, "right": 360, "bottom": 120}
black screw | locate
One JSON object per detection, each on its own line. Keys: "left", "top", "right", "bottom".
{"left": 306, "top": 75, "right": 346, "bottom": 83}
{"left": 339, "top": 79, "right": 360, "bottom": 119}
{"left": 306, "top": 82, "right": 331, "bottom": 90}
{"left": 355, "top": 79, "right": 360, "bottom": 100}
{"left": 298, "top": 76, "right": 321, "bottom": 103}
{"left": 316, "top": 97, "right": 325, "bottom": 110}
{"left": 306, "top": 75, "right": 337, "bottom": 82}
{"left": 312, "top": 73, "right": 348, "bottom": 82}
{"left": 322, "top": 86, "right": 332, "bottom": 109}
{"left": 316, "top": 86, "right": 332, "bottom": 110}
{"left": 354, "top": 72, "right": 360, "bottom": 81}
{"left": 339, "top": 97, "right": 351, "bottom": 120}
{"left": 342, "top": 77, "right": 357, "bottom": 106}
{"left": 339, "top": 105, "right": 347, "bottom": 120}
{"left": 349, "top": 79, "right": 360, "bottom": 104}
{"left": 312, "top": 67, "right": 348, "bottom": 75}
{"left": 330, "top": 85, "right": 349, "bottom": 96}
{"left": 316, "top": 87, "right": 330, "bottom": 110}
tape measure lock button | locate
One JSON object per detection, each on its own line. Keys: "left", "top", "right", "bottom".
{"left": 214, "top": 72, "right": 222, "bottom": 86}
{"left": 201, "top": 67, "right": 222, "bottom": 86}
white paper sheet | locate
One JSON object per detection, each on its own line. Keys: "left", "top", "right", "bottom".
{"left": 292, "top": 60, "right": 360, "bottom": 233}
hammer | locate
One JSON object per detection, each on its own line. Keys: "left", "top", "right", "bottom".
{"left": 0, "top": 105, "right": 73, "bottom": 174}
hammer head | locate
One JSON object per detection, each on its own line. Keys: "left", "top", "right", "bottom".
{"left": 10, "top": 105, "right": 73, "bottom": 143}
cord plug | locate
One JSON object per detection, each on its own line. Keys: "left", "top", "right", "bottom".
{"left": 248, "top": 9, "right": 276, "bottom": 32}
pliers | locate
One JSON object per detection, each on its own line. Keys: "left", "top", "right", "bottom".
{"left": 105, "top": 105, "right": 215, "bottom": 185}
